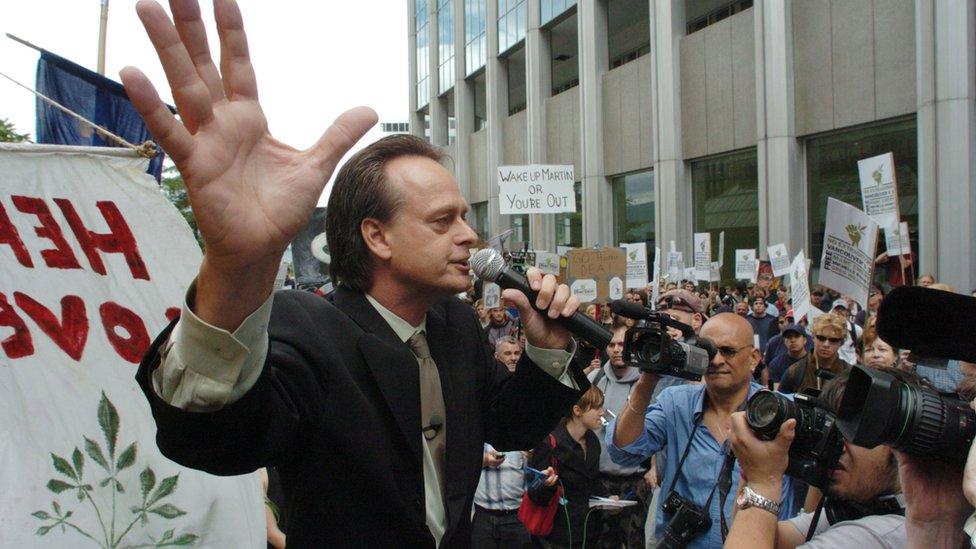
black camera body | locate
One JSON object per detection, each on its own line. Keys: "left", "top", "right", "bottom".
{"left": 610, "top": 301, "right": 714, "bottom": 381}
{"left": 746, "top": 391, "right": 845, "bottom": 489}
{"left": 659, "top": 491, "right": 712, "bottom": 549}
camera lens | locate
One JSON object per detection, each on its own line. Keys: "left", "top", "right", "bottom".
{"left": 747, "top": 391, "right": 797, "bottom": 440}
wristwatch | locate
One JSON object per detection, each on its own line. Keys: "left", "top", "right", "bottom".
{"left": 736, "top": 485, "right": 781, "bottom": 516}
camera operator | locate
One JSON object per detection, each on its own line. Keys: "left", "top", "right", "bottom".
{"left": 608, "top": 313, "right": 796, "bottom": 548}
{"left": 727, "top": 369, "right": 909, "bottom": 548}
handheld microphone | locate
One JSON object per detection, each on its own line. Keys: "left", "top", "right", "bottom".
{"left": 423, "top": 415, "right": 443, "bottom": 440}
{"left": 877, "top": 287, "right": 976, "bottom": 363}
{"left": 470, "top": 249, "right": 612, "bottom": 349}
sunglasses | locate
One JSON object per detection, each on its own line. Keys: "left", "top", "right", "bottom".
{"left": 715, "top": 344, "right": 752, "bottom": 359}
{"left": 814, "top": 334, "right": 843, "bottom": 344}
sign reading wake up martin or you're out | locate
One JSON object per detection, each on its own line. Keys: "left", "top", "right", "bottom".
{"left": 498, "top": 164, "right": 576, "bottom": 214}
{"left": 566, "top": 247, "right": 626, "bottom": 303}
{"left": 819, "top": 197, "right": 879, "bottom": 309}
{"left": 0, "top": 144, "right": 264, "bottom": 547}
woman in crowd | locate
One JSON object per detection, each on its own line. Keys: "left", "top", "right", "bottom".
{"left": 778, "top": 313, "right": 851, "bottom": 394}
{"left": 862, "top": 328, "right": 899, "bottom": 369}
{"left": 528, "top": 386, "right": 609, "bottom": 549}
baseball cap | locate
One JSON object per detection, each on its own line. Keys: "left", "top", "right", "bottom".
{"left": 782, "top": 323, "right": 805, "bottom": 337}
{"left": 657, "top": 289, "right": 703, "bottom": 314}
{"left": 831, "top": 301, "right": 848, "bottom": 311}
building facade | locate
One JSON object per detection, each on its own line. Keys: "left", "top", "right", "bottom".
{"left": 408, "top": 0, "right": 976, "bottom": 291}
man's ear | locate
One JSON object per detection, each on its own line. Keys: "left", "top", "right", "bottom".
{"left": 361, "top": 218, "right": 392, "bottom": 260}
{"left": 749, "top": 348, "right": 761, "bottom": 372}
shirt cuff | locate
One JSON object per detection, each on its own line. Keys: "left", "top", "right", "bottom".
{"left": 151, "top": 285, "right": 274, "bottom": 411}
{"left": 525, "top": 339, "right": 578, "bottom": 389}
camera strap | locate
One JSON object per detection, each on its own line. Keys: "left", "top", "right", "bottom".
{"left": 663, "top": 417, "right": 703, "bottom": 497}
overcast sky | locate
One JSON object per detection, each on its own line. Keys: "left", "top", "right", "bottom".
{"left": 0, "top": 0, "right": 409, "bottom": 204}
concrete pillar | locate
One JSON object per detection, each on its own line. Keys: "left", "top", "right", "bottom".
{"left": 453, "top": 0, "right": 472, "bottom": 198}
{"left": 485, "top": 0, "right": 509, "bottom": 238}
{"left": 650, "top": 0, "right": 690, "bottom": 253}
{"left": 916, "top": 0, "right": 976, "bottom": 291}
{"left": 579, "top": 0, "right": 612, "bottom": 247}
{"left": 429, "top": 0, "right": 448, "bottom": 145}
{"left": 526, "top": 0, "right": 555, "bottom": 250}
{"left": 408, "top": 0, "right": 424, "bottom": 136}
{"left": 755, "top": 0, "right": 803, "bottom": 258}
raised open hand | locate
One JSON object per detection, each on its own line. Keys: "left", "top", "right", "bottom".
{"left": 120, "top": 0, "right": 376, "bottom": 327}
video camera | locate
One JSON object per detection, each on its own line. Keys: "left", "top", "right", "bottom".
{"left": 746, "top": 391, "right": 845, "bottom": 488}
{"left": 609, "top": 300, "right": 716, "bottom": 381}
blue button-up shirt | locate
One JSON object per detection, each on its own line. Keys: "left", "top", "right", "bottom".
{"left": 607, "top": 382, "right": 796, "bottom": 549}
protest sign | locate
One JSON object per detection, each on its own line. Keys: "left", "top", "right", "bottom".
{"left": 767, "top": 243, "right": 791, "bottom": 277}
{"left": 718, "top": 231, "right": 726, "bottom": 267}
{"left": 683, "top": 267, "right": 696, "bottom": 282}
{"left": 622, "top": 242, "right": 648, "bottom": 289}
{"left": 694, "top": 233, "right": 712, "bottom": 282}
{"left": 883, "top": 221, "right": 911, "bottom": 257}
{"left": 666, "top": 251, "right": 683, "bottom": 281}
{"left": 609, "top": 276, "right": 624, "bottom": 300}
{"left": 498, "top": 164, "right": 576, "bottom": 214}
{"left": 651, "top": 247, "right": 661, "bottom": 310}
{"left": 556, "top": 245, "right": 575, "bottom": 257}
{"left": 818, "top": 198, "right": 879, "bottom": 308}
{"left": 857, "top": 152, "right": 900, "bottom": 232}
{"left": 709, "top": 261, "right": 721, "bottom": 282}
{"left": 735, "top": 249, "right": 757, "bottom": 280}
{"left": 535, "top": 251, "right": 561, "bottom": 275}
{"left": 789, "top": 251, "right": 812, "bottom": 322}
{"left": 483, "top": 282, "right": 501, "bottom": 309}
{"left": 0, "top": 144, "right": 263, "bottom": 547}
{"left": 566, "top": 247, "right": 627, "bottom": 303}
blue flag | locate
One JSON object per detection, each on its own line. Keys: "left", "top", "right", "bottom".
{"left": 35, "top": 50, "right": 169, "bottom": 181}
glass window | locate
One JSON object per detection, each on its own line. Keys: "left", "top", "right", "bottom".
{"left": 691, "top": 149, "right": 758, "bottom": 282}
{"left": 437, "top": 0, "right": 455, "bottom": 95}
{"left": 608, "top": 0, "right": 650, "bottom": 69}
{"left": 541, "top": 0, "right": 576, "bottom": 26}
{"left": 806, "top": 117, "right": 918, "bottom": 279}
{"left": 555, "top": 182, "right": 583, "bottom": 247}
{"left": 511, "top": 213, "right": 530, "bottom": 244}
{"left": 416, "top": 0, "right": 430, "bottom": 108}
{"left": 472, "top": 201, "right": 489, "bottom": 241}
{"left": 611, "top": 169, "right": 655, "bottom": 246}
{"left": 465, "top": 0, "right": 487, "bottom": 76}
{"left": 498, "top": 0, "right": 526, "bottom": 54}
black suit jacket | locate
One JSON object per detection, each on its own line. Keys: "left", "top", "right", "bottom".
{"left": 136, "top": 286, "right": 587, "bottom": 547}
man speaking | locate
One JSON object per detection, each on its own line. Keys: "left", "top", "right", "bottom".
{"left": 123, "top": 0, "right": 587, "bottom": 546}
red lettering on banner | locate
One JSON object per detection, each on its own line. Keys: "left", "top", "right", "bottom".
{"left": 55, "top": 199, "right": 150, "bottom": 281}
{"left": 0, "top": 292, "right": 34, "bottom": 358}
{"left": 0, "top": 201, "right": 33, "bottom": 268}
{"left": 14, "top": 292, "right": 89, "bottom": 361}
{"left": 99, "top": 302, "right": 150, "bottom": 364}
{"left": 11, "top": 196, "right": 81, "bottom": 270}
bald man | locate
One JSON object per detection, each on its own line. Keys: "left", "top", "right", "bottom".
{"left": 606, "top": 313, "right": 796, "bottom": 548}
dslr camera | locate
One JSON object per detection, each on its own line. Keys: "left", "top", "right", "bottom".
{"left": 746, "top": 391, "right": 845, "bottom": 489}
{"left": 659, "top": 491, "right": 712, "bottom": 549}
{"left": 610, "top": 300, "right": 715, "bottom": 381}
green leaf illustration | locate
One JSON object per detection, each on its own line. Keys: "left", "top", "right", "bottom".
{"left": 35, "top": 525, "right": 53, "bottom": 536}
{"left": 172, "top": 533, "right": 199, "bottom": 545}
{"left": 71, "top": 447, "right": 84, "bottom": 479}
{"left": 115, "top": 479, "right": 125, "bottom": 493}
{"left": 52, "top": 501, "right": 61, "bottom": 515}
{"left": 84, "top": 436, "right": 110, "bottom": 472}
{"left": 140, "top": 467, "right": 156, "bottom": 500}
{"left": 97, "top": 392, "right": 120, "bottom": 458}
{"left": 51, "top": 453, "right": 77, "bottom": 481}
{"left": 47, "top": 479, "right": 73, "bottom": 494}
{"left": 100, "top": 478, "right": 112, "bottom": 488}
{"left": 116, "top": 442, "right": 137, "bottom": 471}
{"left": 149, "top": 503, "right": 186, "bottom": 519}
{"left": 31, "top": 510, "right": 51, "bottom": 520}
{"left": 159, "top": 529, "right": 174, "bottom": 542}
{"left": 148, "top": 474, "right": 179, "bottom": 506}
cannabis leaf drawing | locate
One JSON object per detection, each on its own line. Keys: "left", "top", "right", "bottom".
{"left": 31, "top": 392, "right": 198, "bottom": 548}
{"left": 846, "top": 224, "right": 866, "bottom": 247}
{"left": 872, "top": 167, "right": 883, "bottom": 185}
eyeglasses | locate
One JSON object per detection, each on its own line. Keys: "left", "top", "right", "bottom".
{"left": 815, "top": 334, "right": 843, "bottom": 344}
{"left": 715, "top": 344, "right": 753, "bottom": 359}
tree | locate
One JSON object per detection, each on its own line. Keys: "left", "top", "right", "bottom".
{"left": 0, "top": 118, "right": 30, "bottom": 143}
{"left": 160, "top": 166, "right": 204, "bottom": 250}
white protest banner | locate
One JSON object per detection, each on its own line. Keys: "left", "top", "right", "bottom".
{"left": 857, "top": 152, "right": 900, "bottom": 232}
{"left": 570, "top": 279, "right": 598, "bottom": 302}
{"left": 789, "top": 251, "right": 812, "bottom": 322}
{"left": 498, "top": 164, "right": 576, "bottom": 214}
{"left": 622, "top": 242, "right": 648, "bottom": 289}
{"left": 666, "top": 251, "right": 683, "bottom": 281}
{"left": 767, "top": 243, "right": 791, "bottom": 277}
{"left": 709, "top": 261, "right": 721, "bottom": 282}
{"left": 883, "top": 221, "right": 912, "bottom": 257}
{"left": 818, "top": 198, "right": 879, "bottom": 308}
{"left": 718, "top": 231, "right": 726, "bottom": 267}
{"left": 735, "top": 249, "right": 757, "bottom": 280}
{"left": 693, "top": 233, "right": 711, "bottom": 282}
{"left": 483, "top": 282, "right": 502, "bottom": 308}
{"left": 683, "top": 267, "right": 696, "bottom": 282}
{"left": 535, "top": 251, "right": 561, "bottom": 275}
{"left": 0, "top": 145, "right": 263, "bottom": 547}
{"left": 609, "top": 276, "right": 624, "bottom": 300}
{"left": 651, "top": 247, "right": 661, "bottom": 310}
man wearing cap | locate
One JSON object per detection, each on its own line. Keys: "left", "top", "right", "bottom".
{"left": 767, "top": 323, "right": 812, "bottom": 388}
{"left": 746, "top": 296, "right": 778, "bottom": 353}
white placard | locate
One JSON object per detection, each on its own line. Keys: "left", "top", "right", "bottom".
{"left": 483, "top": 282, "right": 501, "bottom": 309}
{"left": 857, "top": 152, "right": 900, "bottom": 232}
{"left": 718, "top": 231, "right": 726, "bottom": 267}
{"left": 498, "top": 164, "right": 576, "bottom": 214}
{"left": 651, "top": 247, "right": 661, "bottom": 310}
{"left": 556, "top": 245, "right": 574, "bottom": 257}
{"left": 768, "top": 243, "right": 791, "bottom": 277}
{"left": 666, "top": 251, "right": 683, "bottom": 281}
{"left": 883, "top": 221, "right": 912, "bottom": 257}
{"left": 683, "top": 267, "right": 696, "bottom": 282}
{"left": 694, "top": 233, "right": 712, "bottom": 282}
{"left": 709, "top": 261, "right": 721, "bottom": 282}
{"left": 818, "top": 198, "right": 879, "bottom": 309}
{"left": 789, "top": 251, "right": 812, "bottom": 322}
{"left": 535, "top": 251, "right": 561, "bottom": 275}
{"left": 735, "top": 249, "right": 757, "bottom": 280}
{"left": 622, "top": 243, "right": 648, "bottom": 289}
{"left": 570, "top": 279, "right": 598, "bottom": 302}
{"left": 0, "top": 145, "right": 264, "bottom": 547}
{"left": 609, "top": 277, "right": 624, "bottom": 300}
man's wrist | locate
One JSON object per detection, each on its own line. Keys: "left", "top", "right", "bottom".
{"left": 746, "top": 480, "right": 783, "bottom": 502}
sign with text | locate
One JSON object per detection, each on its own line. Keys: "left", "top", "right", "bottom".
{"left": 483, "top": 282, "right": 501, "bottom": 309}
{"left": 884, "top": 221, "right": 911, "bottom": 257}
{"left": 693, "top": 232, "right": 712, "bottom": 282}
{"left": 767, "top": 243, "right": 791, "bottom": 277}
{"left": 498, "top": 164, "right": 576, "bottom": 214}
{"left": 0, "top": 145, "right": 263, "bottom": 547}
{"left": 709, "top": 261, "right": 720, "bottom": 282}
{"left": 857, "top": 152, "right": 900, "bottom": 232}
{"left": 735, "top": 249, "right": 757, "bottom": 280}
{"left": 818, "top": 198, "right": 879, "bottom": 308}
{"left": 535, "top": 251, "right": 561, "bottom": 276}
{"left": 566, "top": 247, "right": 626, "bottom": 303}
{"left": 666, "top": 251, "right": 683, "bottom": 281}
{"left": 789, "top": 251, "right": 812, "bottom": 322}
{"left": 651, "top": 247, "right": 661, "bottom": 310}
{"left": 622, "top": 242, "right": 648, "bottom": 289}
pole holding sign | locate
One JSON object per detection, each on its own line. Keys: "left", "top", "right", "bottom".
{"left": 498, "top": 164, "right": 576, "bottom": 215}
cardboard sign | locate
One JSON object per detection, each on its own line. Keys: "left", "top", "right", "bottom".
{"left": 768, "top": 243, "right": 791, "bottom": 277}
{"left": 735, "top": 249, "right": 757, "bottom": 280}
{"left": 818, "top": 198, "right": 879, "bottom": 308}
{"left": 694, "top": 232, "right": 712, "bottom": 282}
{"left": 790, "top": 251, "right": 812, "bottom": 322}
{"left": 566, "top": 248, "right": 627, "bottom": 304}
{"left": 622, "top": 242, "right": 648, "bottom": 289}
{"left": 498, "top": 164, "right": 576, "bottom": 214}
{"left": 857, "top": 152, "right": 900, "bottom": 232}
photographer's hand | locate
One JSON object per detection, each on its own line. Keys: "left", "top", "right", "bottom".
{"left": 612, "top": 372, "right": 659, "bottom": 449}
